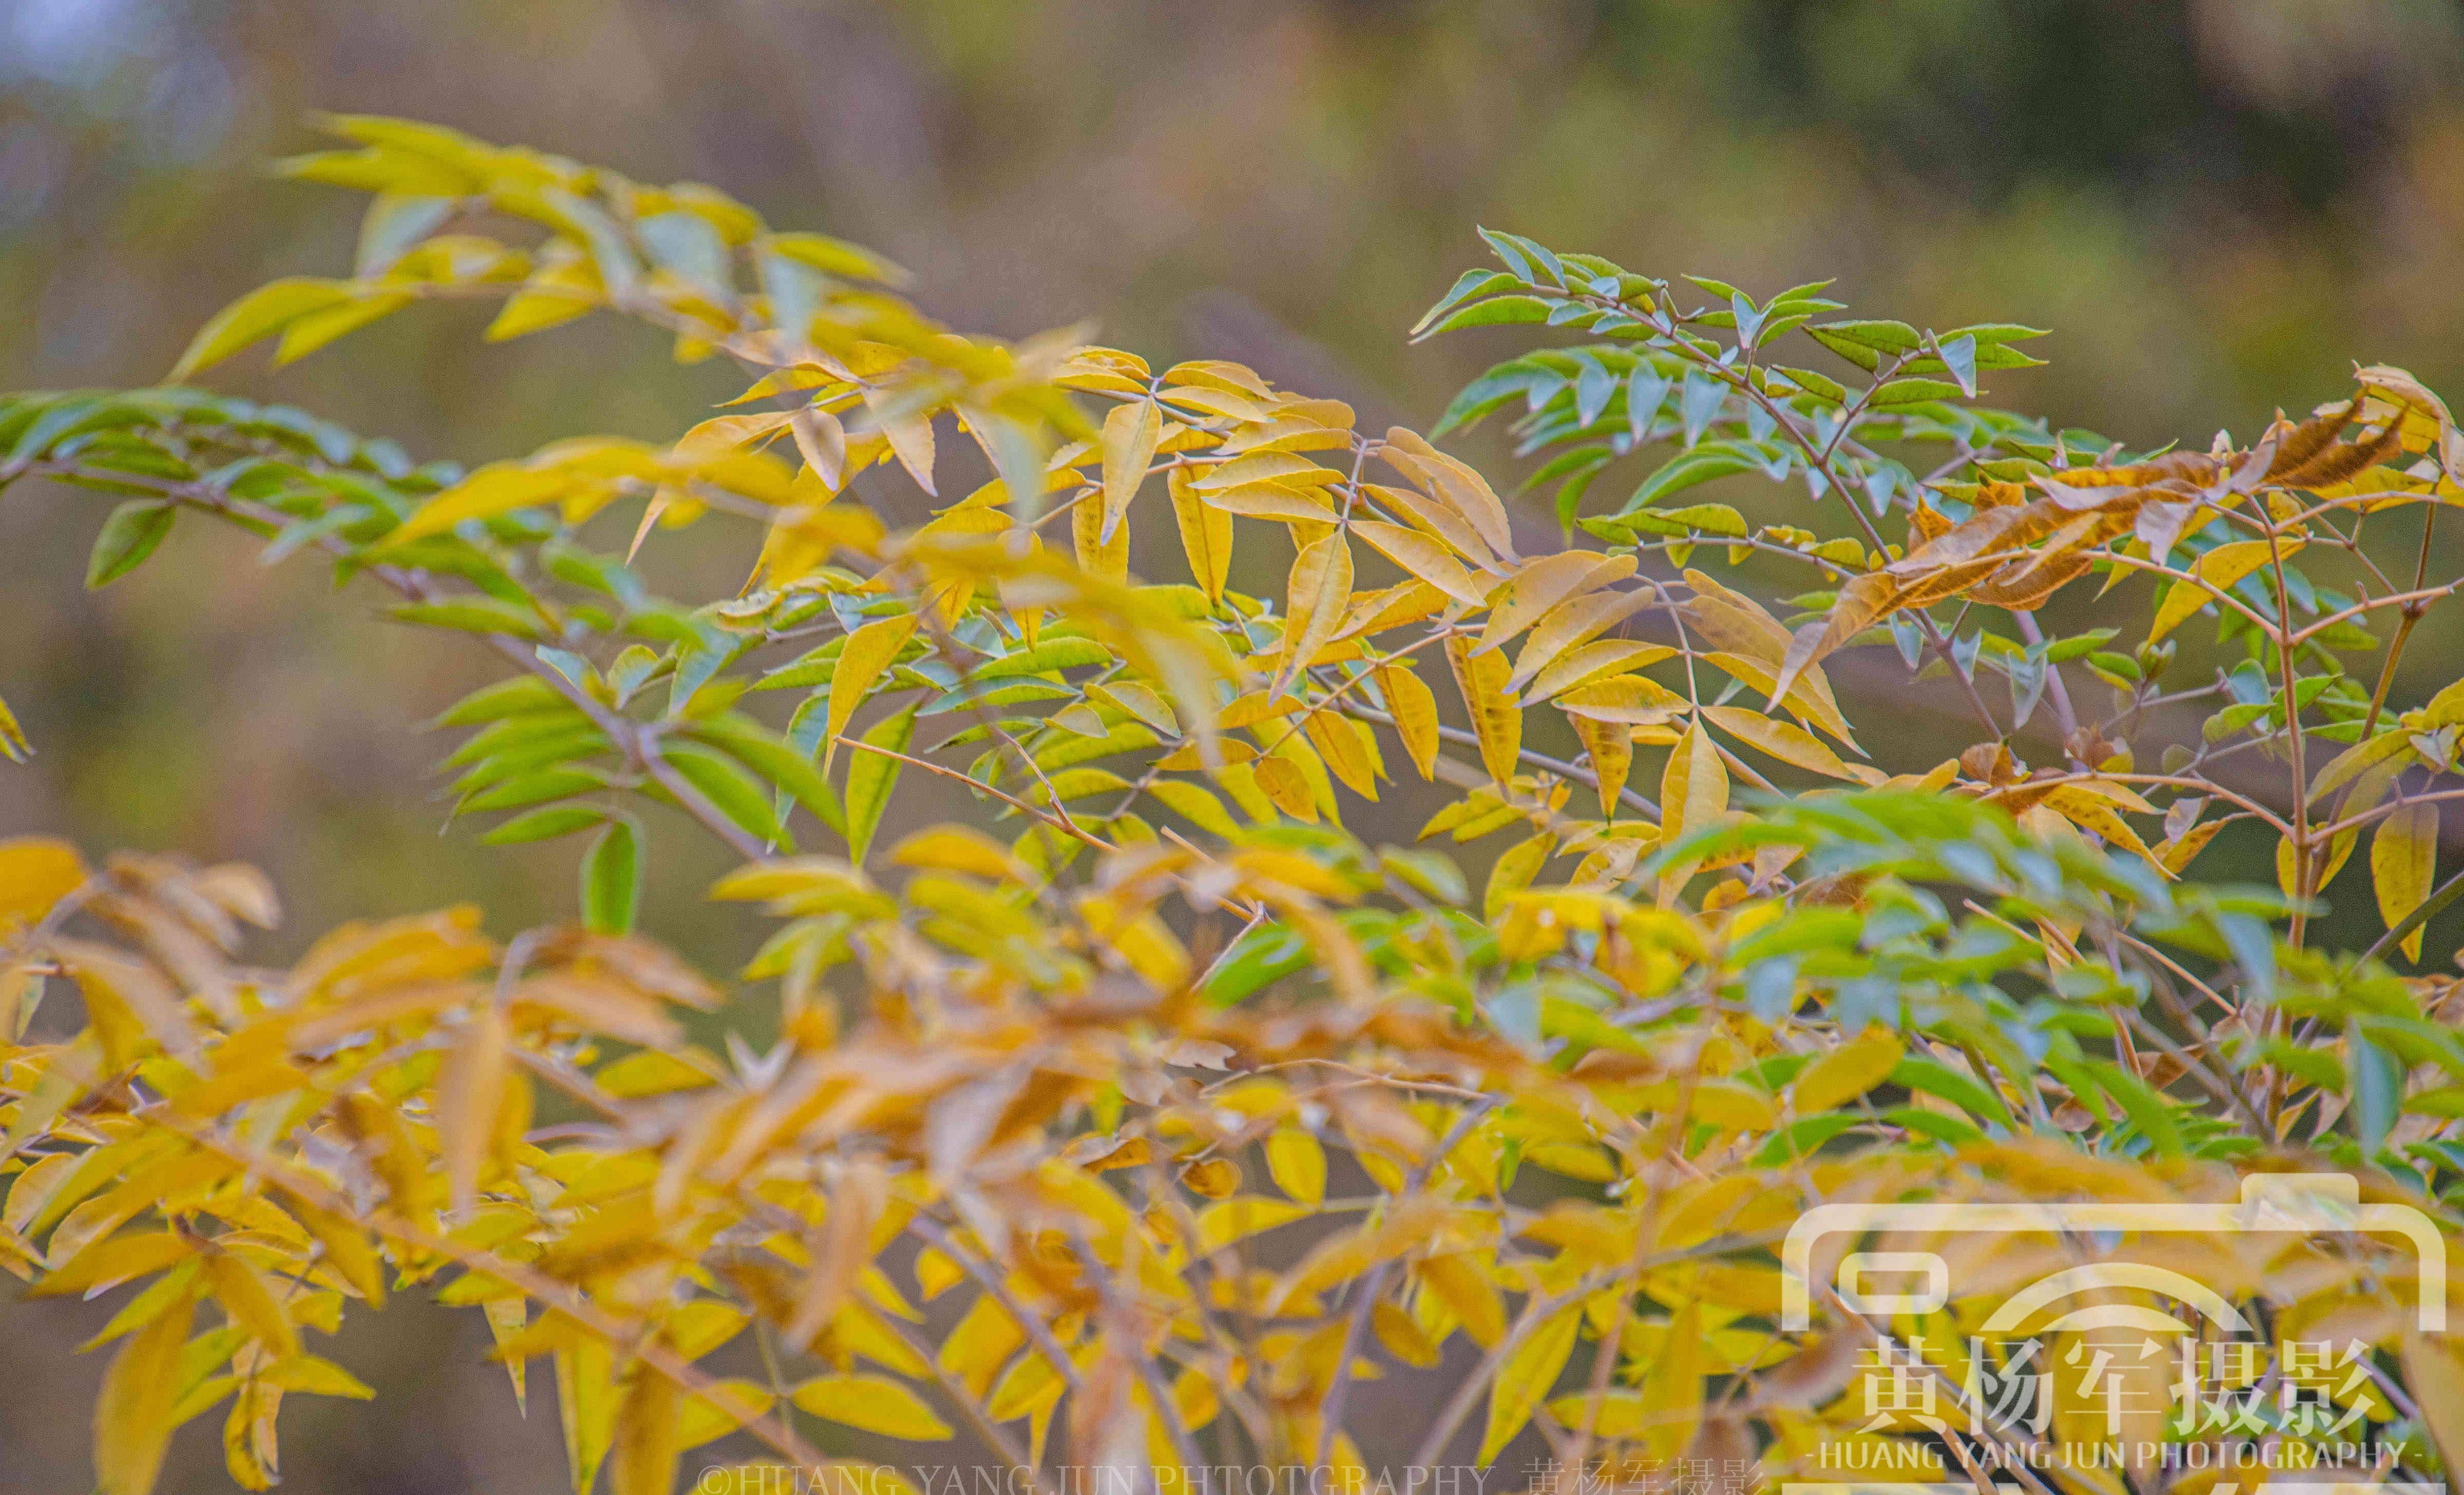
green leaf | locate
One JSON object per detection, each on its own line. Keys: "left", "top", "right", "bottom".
{"left": 1940, "top": 322, "right": 2051, "bottom": 346}
{"left": 431, "top": 675, "right": 568, "bottom": 728}
{"left": 84, "top": 501, "right": 176, "bottom": 589}
{"left": 1202, "top": 922, "right": 1312, "bottom": 1006}
{"left": 579, "top": 820, "right": 642, "bottom": 935}
{"left": 1770, "top": 366, "right": 1847, "bottom": 404}
{"left": 390, "top": 598, "right": 548, "bottom": 640}
{"left": 1613, "top": 502, "right": 1748, "bottom": 540}
{"left": 661, "top": 742, "right": 785, "bottom": 847}
{"left": 970, "top": 638, "right": 1114, "bottom": 681}
{"left": 1866, "top": 378, "right": 1965, "bottom": 410}
{"left": 2086, "top": 1060, "right": 2185, "bottom": 1158}
{"left": 443, "top": 717, "right": 602, "bottom": 774}
{"left": 1753, "top": 1114, "right": 1860, "bottom": 1165}
{"left": 1412, "top": 269, "right": 1522, "bottom": 336}
{"left": 843, "top": 703, "right": 917, "bottom": 864}
{"left": 1619, "top": 446, "right": 1759, "bottom": 512}
{"left": 1424, "top": 296, "right": 1555, "bottom": 335}
{"left": 687, "top": 716, "right": 845, "bottom": 835}
{"left": 1804, "top": 319, "right": 1922, "bottom": 371}
{"left": 459, "top": 767, "right": 607, "bottom": 814}
{"left": 1891, "top": 1057, "right": 2013, "bottom": 1130}
{"left": 482, "top": 805, "right": 607, "bottom": 845}
{"left": 2351, "top": 1027, "right": 2401, "bottom": 1159}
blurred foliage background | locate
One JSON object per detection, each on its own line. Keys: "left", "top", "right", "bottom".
{"left": 7, "top": 0, "right": 2464, "bottom": 1488}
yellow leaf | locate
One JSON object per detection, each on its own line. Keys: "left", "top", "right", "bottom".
{"left": 1265, "top": 1127, "right": 1327, "bottom": 1205}
{"left": 2045, "top": 787, "right": 2166, "bottom": 872}
{"left": 1277, "top": 532, "right": 1353, "bottom": 697}
{"left": 986, "top": 1343, "right": 1066, "bottom": 1425}
{"left": 1416, "top": 1253, "right": 1506, "bottom": 1348}
{"left": 556, "top": 1338, "right": 618, "bottom": 1495}
{"left": 1194, "top": 1196, "right": 1312, "bottom": 1254}
{"left": 387, "top": 462, "right": 571, "bottom": 546}
{"left": 2276, "top": 826, "right": 2357, "bottom": 900}
{"left": 912, "top": 1247, "right": 965, "bottom": 1302}
{"left": 1167, "top": 467, "right": 1233, "bottom": 603}
{"left": 1528, "top": 639, "right": 1677, "bottom": 702}
{"left": 1508, "top": 585, "right": 1652, "bottom": 694}
{"left": 864, "top": 390, "right": 937, "bottom": 495}
{"left": 1660, "top": 724, "right": 1728, "bottom": 847}
{"left": 170, "top": 277, "right": 356, "bottom": 378}
{"left": 482, "top": 1300, "right": 529, "bottom": 1410}
{"left": 1303, "top": 710, "right": 1381, "bottom": 799}
{"left": 1179, "top": 1157, "right": 1240, "bottom": 1199}
{"left": 1547, "top": 1389, "right": 1654, "bottom": 1437}
{"left": 1486, "top": 832, "right": 1553, "bottom": 922}
{"left": 276, "top": 289, "right": 415, "bottom": 364}
{"left": 1371, "top": 1301, "right": 1441, "bottom": 1368}
{"left": 2157, "top": 816, "right": 2226, "bottom": 875}
{"left": 1445, "top": 637, "right": 1521, "bottom": 783}
{"left": 2401, "top": 1333, "right": 2464, "bottom": 1477}
{"left": 57, "top": 940, "right": 197, "bottom": 1065}
{"left": 1794, "top": 1028, "right": 1905, "bottom": 1113}
{"left": 1099, "top": 398, "right": 1162, "bottom": 544}
{"left": 608, "top": 1369, "right": 682, "bottom": 1495}
{"left": 288, "top": 1200, "right": 384, "bottom": 1306}
{"left": 2422, "top": 677, "right": 2464, "bottom": 728}
{"left": 673, "top": 1379, "right": 774, "bottom": 1451}
{"left": 1478, "top": 552, "right": 1631, "bottom": 655}
{"left": 2372, "top": 800, "right": 2438, "bottom": 962}
{"left": 1374, "top": 660, "right": 1440, "bottom": 781}
{"left": 937, "top": 1295, "right": 1026, "bottom": 1398}
{"left": 1352, "top": 520, "right": 1488, "bottom": 606}
{"left": 1478, "top": 1300, "right": 1583, "bottom": 1463}
{"left": 791, "top": 406, "right": 849, "bottom": 488}
{"left": 1200, "top": 482, "right": 1338, "bottom": 525}
{"left": 1558, "top": 674, "right": 1686, "bottom": 725}
{"left": 1365, "top": 482, "right": 1494, "bottom": 568}
{"left": 1072, "top": 487, "right": 1129, "bottom": 582}
{"left": 1192, "top": 451, "right": 1335, "bottom": 492}
{"left": 485, "top": 285, "right": 598, "bottom": 342}
{"left": 0, "top": 689, "right": 26, "bottom": 762}
{"left": 1634, "top": 1300, "right": 1705, "bottom": 1460}
{"left": 1700, "top": 705, "right": 1862, "bottom": 781}
{"left": 2149, "top": 539, "right": 2301, "bottom": 642}
{"left": 1253, "top": 755, "right": 1317, "bottom": 821}
{"left": 1145, "top": 779, "right": 1242, "bottom": 838}
{"left": 1702, "top": 650, "right": 1858, "bottom": 750}
{"left": 888, "top": 825, "right": 1019, "bottom": 880}
{"left": 792, "top": 1373, "right": 954, "bottom": 1441}
{"left": 261, "top": 1352, "right": 377, "bottom": 1401}
{"left": 204, "top": 1252, "right": 300, "bottom": 1359}
{"left": 94, "top": 1291, "right": 194, "bottom": 1495}
{"left": 825, "top": 616, "right": 919, "bottom": 769}
{"left": 1572, "top": 714, "right": 1632, "bottom": 816}
{"left": 1381, "top": 426, "right": 1515, "bottom": 560}
{"left": 0, "top": 836, "right": 86, "bottom": 932}
{"left": 439, "top": 1003, "right": 510, "bottom": 1216}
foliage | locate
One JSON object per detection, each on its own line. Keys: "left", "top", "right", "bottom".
{"left": 4, "top": 115, "right": 2464, "bottom": 1493}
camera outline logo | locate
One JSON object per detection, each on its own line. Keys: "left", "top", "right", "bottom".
{"left": 1779, "top": 1172, "right": 2448, "bottom": 1335}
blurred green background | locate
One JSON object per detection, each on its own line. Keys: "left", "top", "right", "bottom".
{"left": 7, "top": 0, "right": 2464, "bottom": 1487}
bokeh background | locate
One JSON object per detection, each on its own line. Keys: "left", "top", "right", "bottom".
{"left": 7, "top": 0, "right": 2464, "bottom": 1488}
